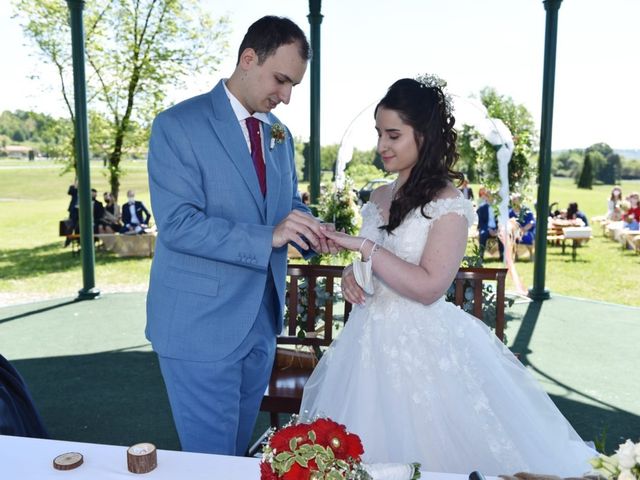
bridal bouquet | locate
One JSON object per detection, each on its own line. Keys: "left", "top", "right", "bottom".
{"left": 590, "top": 439, "right": 640, "bottom": 480}
{"left": 260, "top": 417, "right": 421, "bottom": 480}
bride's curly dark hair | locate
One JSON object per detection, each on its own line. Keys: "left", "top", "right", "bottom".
{"left": 376, "top": 78, "right": 464, "bottom": 233}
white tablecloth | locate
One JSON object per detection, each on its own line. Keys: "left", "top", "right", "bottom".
{"left": 0, "top": 435, "right": 258, "bottom": 480}
{"left": 0, "top": 434, "right": 495, "bottom": 480}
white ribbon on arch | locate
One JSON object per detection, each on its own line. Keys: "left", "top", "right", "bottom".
{"left": 451, "top": 95, "right": 526, "bottom": 294}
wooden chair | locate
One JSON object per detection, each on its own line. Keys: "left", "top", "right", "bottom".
{"left": 260, "top": 264, "right": 352, "bottom": 429}
{"left": 452, "top": 267, "right": 509, "bottom": 342}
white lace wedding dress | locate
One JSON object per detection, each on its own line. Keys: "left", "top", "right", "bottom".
{"left": 300, "top": 197, "right": 595, "bottom": 476}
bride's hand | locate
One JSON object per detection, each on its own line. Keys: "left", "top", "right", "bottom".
{"left": 341, "top": 265, "right": 365, "bottom": 305}
{"left": 322, "top": 229, "right": 366, "bottom": 253}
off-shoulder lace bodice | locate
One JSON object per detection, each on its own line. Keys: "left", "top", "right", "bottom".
{"left": 358, "top": 196, "right": 475, "bottom": 299}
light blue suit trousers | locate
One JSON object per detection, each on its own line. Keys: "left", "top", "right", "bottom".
{"left": 158, "top": 276, "right": 277, "bottom": 455}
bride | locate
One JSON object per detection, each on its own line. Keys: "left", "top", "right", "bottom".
{"left": 300, "top": 76, "right": 595, "bottom": 476}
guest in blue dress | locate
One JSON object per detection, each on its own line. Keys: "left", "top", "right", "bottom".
{"left": 509, "top": 193, "right": 536, "bottom": 245}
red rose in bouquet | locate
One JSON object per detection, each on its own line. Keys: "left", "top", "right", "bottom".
{"left": 269, "top": 423, "right": 313, "bottom": 453}
{"left": 260, "top": 418, "right": 367, "bottom": 479}
{"left": 309, "top": 418, "right": 364, "bottom": 461}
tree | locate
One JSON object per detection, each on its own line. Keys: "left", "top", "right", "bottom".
{"left": 552, "top": 149, "right": 583, "bottom": 178}
{"left": 577, "top": 152, "right": 595, "bottom": 189}
{"left": 602, "top": 153, "right": 622, "bottom": 185}
{"left": 15, "top": 0, "right": 229, "bottom": 198}
{"left": 584, "top": 142, "right": 613, "bottom": 183}
{"left": 457, "top": 87, "right": 538, "bottom": 195}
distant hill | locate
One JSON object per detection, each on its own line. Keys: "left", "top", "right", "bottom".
{"left": 615, "top": 149, "right": 640, "bottom": 160}
{"left": 553, "top": 148, "right": 640, "bottom": 160}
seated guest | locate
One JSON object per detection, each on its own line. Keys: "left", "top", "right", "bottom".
{"left": 509, "top": 192, "right": 536, "bottom": 245}
{"left": 476, "top": 187, "right": 504, "bottom": 261}
{"left": 624, "top": 192, "right": 640, "bottom": 230}
{"left": 91, "top": 188, "right": 105, "bottom": 234}
{"left": 121, "top": 190, "right": 151, "bottom": 234}
{"left": 98, "top": 192, "right": 122, "bottom": 234}
{"left": 566, "top": 202, "right": 588, "bottom": 226}
{"left": 607, "top": 186, "right": 623, "bottom": 220}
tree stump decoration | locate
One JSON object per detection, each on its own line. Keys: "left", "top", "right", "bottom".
{"left": 127, "top": 443, "right": 157, "bottom": 474}
{"left": 53, "top": 452, "right": 84, "bottom": 470}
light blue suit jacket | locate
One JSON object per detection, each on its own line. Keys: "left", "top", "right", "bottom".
{"left": 145, "top": 80, "right": 309, "bottom": 362}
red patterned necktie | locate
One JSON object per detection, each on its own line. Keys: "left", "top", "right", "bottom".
{"left": 245, "top": 117, "right": 267, "bottom": 196}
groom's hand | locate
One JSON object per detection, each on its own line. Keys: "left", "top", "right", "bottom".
{"left": 319, "top": 223, "right": 342, "bottom": 255}
{"left": 273, "top": 210, "right": 327, "bottom": 251}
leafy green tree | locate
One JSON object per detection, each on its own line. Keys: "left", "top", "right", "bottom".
{"left": 345, "top": 163, "right": 386, "bottom": 186}
{"left": 585, "top": 142, "right": 613, "bottom": 159}
{"left": 457, "top": 87, "right": 538, "bottom": 194}
{"left": 601, "top": 153, "right": 622, "bottom": 185}
{"left": 552, "top": 149, "right": 583, "bottom": 178}
{"left": 621, "top": 158, "right": 640, "bottom": 180}
{"left": 584, "top": 142, "right": 613, "bottom": 182}
{"left": 301, "top": 142, "right": 311, "bottom": 182}
{"left": 577, "top": 152, "right": 594, "bottom": 189}
{"left": 320, "top": 144, "right": 339, "bottom": 175}
{"left": 15, "top": 0, "right": 229, "bottom": 198}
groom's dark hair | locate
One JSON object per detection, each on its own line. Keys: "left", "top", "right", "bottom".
{"left": 237, "top": 16, "right": 311, "bottom": 65}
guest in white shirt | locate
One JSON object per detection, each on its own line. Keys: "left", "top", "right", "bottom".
{"left": 120, "top": 190, "right": 151, "bottom": 234}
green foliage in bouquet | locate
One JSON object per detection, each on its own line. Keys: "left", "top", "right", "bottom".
{"left": 313, "top": 177, "right": 362, "bottom": 266}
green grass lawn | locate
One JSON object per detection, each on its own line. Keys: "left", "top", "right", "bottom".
{"left": 0, "top": 159, "right": 153, "bottom": 303}
{"left": 1, "top": 159, "right": 639, "bottom": 306}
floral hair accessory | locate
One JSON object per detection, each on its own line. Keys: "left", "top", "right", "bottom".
{"left": 260, "top": 416, "right": 421, "bottom": 479}
{"left": 270, "top": 123, "right": 286, "bottom": 150}
{"left": 414, "top": 73, "right": 453, "bottom": 115}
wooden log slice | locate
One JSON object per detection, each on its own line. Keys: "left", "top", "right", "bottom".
{"left": 127, "top": 442, "right": 157, "bottom": 474}
{"left": 53, "top": 452, "right": 83, "bottom": 470}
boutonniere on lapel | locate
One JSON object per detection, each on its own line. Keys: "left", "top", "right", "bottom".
{"left": 269, "top": 123, "right": 286, "bottom": 150}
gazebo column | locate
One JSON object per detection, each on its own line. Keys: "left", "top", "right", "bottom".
{"left": 529, "top": 0, "right": 563, "bottom": 301}
{"left": 67, "top": 0, "right": 99, "bottom": 300}
{"left": 307, "top": 0, "right": 323, "bottom": 204}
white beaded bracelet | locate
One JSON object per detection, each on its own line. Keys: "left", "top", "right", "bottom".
{"left": 366, "top": 242, "right": 380, "bottom": 262}
{"left": 358, "top": 238, "right": 371, "bottom": 256}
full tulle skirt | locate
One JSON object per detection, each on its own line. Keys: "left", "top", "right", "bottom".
{"left": 300, "top": 296, "right": 595, "bottom": 476}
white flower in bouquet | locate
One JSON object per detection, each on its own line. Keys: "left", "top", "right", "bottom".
{"left": 590, "top": 439, "right": 640, "bottom": 480}
{"left": 619, "top": 470, "right": 636, "bottom": 480}
{"left": 618, "top": 440, "right": 638, "bottom": 470}
{"left": 634, "top": 442, "right": 640, "bottom": 463}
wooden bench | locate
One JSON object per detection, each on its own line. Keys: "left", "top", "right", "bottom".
{"left": 257, "top": 264, "right": 510, "bottom": 434}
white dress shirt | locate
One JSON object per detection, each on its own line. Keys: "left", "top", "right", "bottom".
{"left": 222, "top": 80, "right": 270, "bottom": 159}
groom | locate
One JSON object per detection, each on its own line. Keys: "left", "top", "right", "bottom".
{"left": 145, "top": 16, "right": 331, "bottom": 455}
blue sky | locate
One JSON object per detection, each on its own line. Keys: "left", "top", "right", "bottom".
{"left": 1, "top": 0, "right": 639, "bottom": 150}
